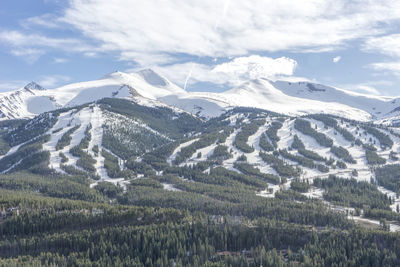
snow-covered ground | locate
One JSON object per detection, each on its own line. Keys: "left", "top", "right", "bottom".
{"left": 101, "top": 147, "right": 125, "bottom": 170}
{"left": 184, "top": 142, "right": 218, "bottom": 165}
{"left": 276, "top": 119, "right": 333, "bottom": 179}
{"left": 1, "top": 159, "right": 22, "bottom": 174}
{"left": 88, "top": 107, "right": 130, "bottom": 189}
{"left": 247, "top": 120, "right": 280, "bottom": 175}
{"left": 377, "top": 186, "right": 400, "bottom": 212}
{"left": 162, "top": 183, "right": 182, "bottom": 192}
{"left": 348, "top": 215, "right": 400, "bottom": 232}
{"left": 273, "top": 118, "right": 381, "bottom": 182}
{"left": 302, "top": 187, "right": 324, "bottom": 200}
{"left": 37, "top": 107, "right": 400, "bottom": 203}
{"left": 256, "top": 187, "right": 275, "bottom": 198}
{"left": 167, "top": 138, "right": 199, "bottom": 165}
{"left": 272, "top": 80, "right": 397, "bottom": 122}
{"left": 43, "top": 109, "right": 83, "bottom": 173}
{"left": 58, "top": 108, "right": 91, "bottom": 168}
{"left": 90, "top": 178, "right": 127, "bottom": 191}
{"left": 300, "top": 186, "right": 400, "bottom": 232}
{"left": 309, "top": 118, "right": 374, "bottom": 181}
{"left": 220, "top": 129, "right": 245, "bottom": 171}
{"left": 164, "top": 116, "right": 392, "bottom": 187}
{"left": 0, "top": 139, "right": 33, "bottom": 161}
{"left": 87, "top": 106, "right": 109, "bottom": 179}
{"left": 41, "top": 104, "right": 127, "bottom": 184}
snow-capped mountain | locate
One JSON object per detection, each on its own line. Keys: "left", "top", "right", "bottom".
{"left": 271, "top": 80, "right": 400, "bottom": 119}
{"left": 216, "top": 79, "right": 374, "bottom": 121}
{"left": 166, "top": 77, "right": 400, "bottom": 122}
{"left": 1, "top": 69, "right": 400, "bottom": 124}
{"left": 0, "top": 69, "right": 186, "bottom": 120}
{"left": 162, "top": 77, "right": 400, "bottom": 122}
{"left": 0, "top": 83, "right": 56, "bottom": 119}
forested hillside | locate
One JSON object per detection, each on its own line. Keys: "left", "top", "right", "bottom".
{"left": 0, "top": 98, "right": 400, "bottom": 266}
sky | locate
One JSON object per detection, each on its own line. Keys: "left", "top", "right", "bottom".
{"left": 1, "top": 0, "right": 400, "bottom": 96}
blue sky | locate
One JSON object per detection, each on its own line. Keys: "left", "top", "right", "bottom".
{"left": 1, "top": 0, "right": 400, "bottom": 96}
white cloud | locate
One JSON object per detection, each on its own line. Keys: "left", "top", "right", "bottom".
{"left": 338, "top": 80, "right": 396, "bottom": 96}
{"left": 21, "top": 14, "right": 62, "bottom": 29}
{"left": 53, "top": 57, "right": 68, "bottom": 64}
{"left": 0, "top": 81, "right": 27, "bottom": 92}
{"left": 0, "top": 31, "right": 83, "bottom": 49}
{"left": 0, "top": 31, "right": 97, "bottom": 62}
{"left": 10, "top": 48, "right": 45, "bottom": 64}
{"left": 38, "top": 75, "right": 71, "bottom": 88}
{"left": 43, "top": 0, "right": 62, "bottom": 3}
{"left": 368, "top": 62, "right": 400, "bottom": 76}
{"left": 155, "top": 56, "right": 297, "bottom": 88}
{"left": 363, "top": 34, "right": 400, "bottom": 58}
{"left": 154, "top": 63, "right": 218, "bottom": 87}
{"left": 1, "top": 0, "right": 400, "bottom": 94}
{"left": 61, "top": 0, "right": 400, "bottom": 65}
{"left": 2, "top": 0, "right": 400, "bottom": 80}
{"left": 333, "top": 56, "right": 341, "bottom": 63}
{"left": 0, "top": 76, "right": 71, "bottom": 91}
{"left": 351, "top": 85, "right": 381, "bottom": 96}
{"left": 363, "top": 34, "right": 400, "bottom": 77}
{"left": 212, "top": 56, "right": 297, "bottom": 85}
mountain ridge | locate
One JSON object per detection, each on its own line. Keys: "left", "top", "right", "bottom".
{"left": 1, "top": 69, "right": 399, "bottom": 125}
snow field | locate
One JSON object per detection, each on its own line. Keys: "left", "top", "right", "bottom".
{"left": 184, "top": 142, "right": 218, "bottom": 165}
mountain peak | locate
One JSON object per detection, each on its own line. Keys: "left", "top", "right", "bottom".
{"left": 137, "top": 69, "right": 168, "bottom": 87}
{"left": 24, "top": 82, "right": 45, "bottom": 91}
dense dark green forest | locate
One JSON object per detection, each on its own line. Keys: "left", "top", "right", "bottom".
{"left": 0, "top": 171, "right": 399, "bottom": 266}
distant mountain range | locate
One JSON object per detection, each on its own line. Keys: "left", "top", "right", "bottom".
{"left": 1, "top": 69, "right": 400, "bottom": 125}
